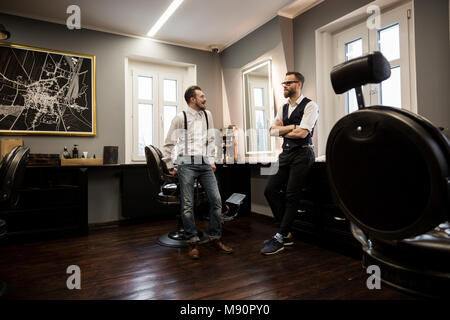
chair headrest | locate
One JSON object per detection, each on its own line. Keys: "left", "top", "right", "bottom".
{"left": 330, "top": 51, "right": 391, "bottom": 94}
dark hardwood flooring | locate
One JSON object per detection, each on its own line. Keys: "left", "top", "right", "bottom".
{"left": 0, "top": 213, "right": 417, "bottom": 300}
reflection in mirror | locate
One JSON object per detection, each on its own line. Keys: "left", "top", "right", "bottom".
{"left": 242, "top": 60, "right": 274, "bottom": 155}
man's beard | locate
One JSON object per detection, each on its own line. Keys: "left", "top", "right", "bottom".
{"left": 283, "top": 88, "right": 295, "bottom": 98}
{"left": 196, "top": 101, "right": 206, "bottom": 110}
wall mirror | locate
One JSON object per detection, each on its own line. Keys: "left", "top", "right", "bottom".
{"left": 242, "top": 59, "right": 274, "bottom": 155}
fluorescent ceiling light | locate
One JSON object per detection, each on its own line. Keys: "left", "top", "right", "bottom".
{"left": 147, "top": 0, "right": 184, "bottom": 37}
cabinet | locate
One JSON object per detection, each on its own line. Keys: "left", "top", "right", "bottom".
{"left": 0, "top": 166, "right": 88, "bottom": 241}
{"left": 292, "top": 161, "right": 360, "bottom": 252}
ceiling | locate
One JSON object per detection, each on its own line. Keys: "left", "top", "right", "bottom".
{"left": 0, "top": 0, "right": 323, "bottom": 52}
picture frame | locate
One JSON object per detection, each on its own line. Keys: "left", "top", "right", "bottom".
{"left": 0, "top": 42, "right": 96, "bottom": 136}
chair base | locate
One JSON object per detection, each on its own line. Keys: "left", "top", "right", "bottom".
{"left": 157, "top": 229, "right": 211, "bottom": 248}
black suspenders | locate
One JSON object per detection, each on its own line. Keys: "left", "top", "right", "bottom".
{"left": 182, "top": 110, "right": 209, "bottom": 156}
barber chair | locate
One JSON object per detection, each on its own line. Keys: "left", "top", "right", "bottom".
{"left": 144, "top": 145, "right": 212, "bottom": 248}
{"left": 0, "top": 145, "right": 30, "bottom": 296}
{"left": 326, "top": 52, "right": 450, "bottom": 298}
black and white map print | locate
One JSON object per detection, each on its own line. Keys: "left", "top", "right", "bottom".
{"left": 0, "top": 44, "right": 95, "bottom": 135}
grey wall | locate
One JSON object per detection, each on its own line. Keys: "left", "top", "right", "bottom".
{"left": 220, "top": 16, "right": 291, "bottom": 216}
{"left": 0, "top": 13, "right": 223, "bottom": 163}
{"left": 293, "top": 0, "right": 372, "bottom": 102}
{"left": 414, "top": 0, "right": 450, "bottom": 128}
{"left": 220, "top": 16, "right": 289, "bottom": 148}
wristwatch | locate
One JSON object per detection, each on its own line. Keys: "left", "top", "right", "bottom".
{"left": 294, "top": 124, "right": 297, "bottom": 129}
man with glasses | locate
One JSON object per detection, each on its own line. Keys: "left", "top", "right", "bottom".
{"left": 261, "top": 72, "right": 319, "bottom": 255}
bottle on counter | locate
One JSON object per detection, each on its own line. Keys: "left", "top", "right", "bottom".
{"left": 62, "top": 146, "right": 71, "bottom": 159}
{"left": 72, "top": 144, "right": 79, "bottom": 159}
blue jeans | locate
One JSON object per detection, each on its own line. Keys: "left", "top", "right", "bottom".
{"left": 178, "top": 164, "right": 222, "bottom": 244}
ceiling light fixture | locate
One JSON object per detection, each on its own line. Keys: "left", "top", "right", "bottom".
{"left": 0, "top": 24, "right": 11, "bottom": 40}
{"left": 147, "top": 0, "right": 184, "bottom": 38}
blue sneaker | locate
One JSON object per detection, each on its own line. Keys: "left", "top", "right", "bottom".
{"left": 261, "top": 237, "right": 284, "bottom": 255}
{"left": 264, "top": 232, "right": 293, "bottom": 246}
{"left": 282, "top": 232, "right": 294, "bottom": 246}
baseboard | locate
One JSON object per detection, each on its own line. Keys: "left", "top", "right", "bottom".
{"left": 88, "top": 220, "right": 121, "bottom": 231}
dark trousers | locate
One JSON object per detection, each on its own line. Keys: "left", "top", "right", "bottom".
{"left": 264, "top": 146, "right": 315, "bottom": 236}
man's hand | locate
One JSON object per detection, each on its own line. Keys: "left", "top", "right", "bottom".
{"left": 284, "top": 127, "right": 310, "bottom": 139}
{"left": 169, "top": 168, "right": 178, "bottom": 177}
{"left": 270, "top": 119, "right": 295, "bottom": 137}
{"left": 211, "top": 163, "right": 216, "bottom": 172}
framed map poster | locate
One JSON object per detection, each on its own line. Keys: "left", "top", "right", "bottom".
{"left": 0, "top": 43, "right": 96, "bottom": 136}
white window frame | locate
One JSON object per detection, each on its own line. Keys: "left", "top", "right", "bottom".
{"left": 159, "top": 73, "right": 182, "bottom": 147}
{"left": 125, "top": 58, "right": 196, "bottom": 163}
{"left": 132, "top": 71, "right": 158, "bottom": 162}
{"left": 370, "top": 6, "right": 412, "bottom": 109}
{"left": 131, "top": 71, "right": 183, "bottom": 161}
{"left": 334, "top": 22, "right": 370, "bottom": 118}
{"left": 315, "top": 0, "right": 416, "bottom": 157}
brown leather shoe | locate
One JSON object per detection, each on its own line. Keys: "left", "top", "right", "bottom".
{"left": 188, "top": 245, "right": 200, "bottom": 259}
{"left": 212, "top": 240, "right": 233, "bottom": 254}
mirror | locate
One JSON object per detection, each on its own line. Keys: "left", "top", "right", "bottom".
{"left": 242, "top": 60, "right": 274, "bottom": 155}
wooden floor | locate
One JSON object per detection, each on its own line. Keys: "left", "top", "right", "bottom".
{"left": 0, "top": 213, "right": 417, "bottom": 300}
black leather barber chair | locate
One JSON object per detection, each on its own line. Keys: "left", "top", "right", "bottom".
{"left": 144, "top": 145, "right": 211, "bottom": 248}
{"left": 0, "top": 145, "right": 30, "bottom": 296}
{"left": 326, "top": 52, "right": 450, "bottom": 298}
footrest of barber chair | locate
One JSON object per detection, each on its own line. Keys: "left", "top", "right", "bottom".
{"left": 157, "top": 229, "right": 211, "bottom": 248}
{"left": 362, "top": 221, "right": 450, "bottom": 299}
{"left": 362, "top": 247, "right": 450, "bottom": 299}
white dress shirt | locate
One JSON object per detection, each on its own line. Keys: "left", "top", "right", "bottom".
{"left": 271, "top": 95, "right": 319, "bottom": 132}
{"left": 163, "top": 107, "right": 216, "bottom": 169}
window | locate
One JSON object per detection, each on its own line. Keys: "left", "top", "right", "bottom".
{"left": 378, "top": 23, "right": 400, "bottom": 61}
{"left": 333, "top": 3, "right": 413, "bottom": 114}
{"left": 345, "top": 38, "right": 363, "bottom": 114}
{"left": 381, "top": 65, "right": 401, "bottom": 108}
{"left": 377, "top": 23, "right": 402, "bottom": 108}
{"left": 315, "top": 1, "right": 415, "bottom": 157}
{"left": 131, "top": 69, "right": 182, "bottom": 161}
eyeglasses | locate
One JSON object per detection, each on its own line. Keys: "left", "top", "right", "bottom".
{"left": 281, "top": 81, "right": 299, "bottom": 86}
